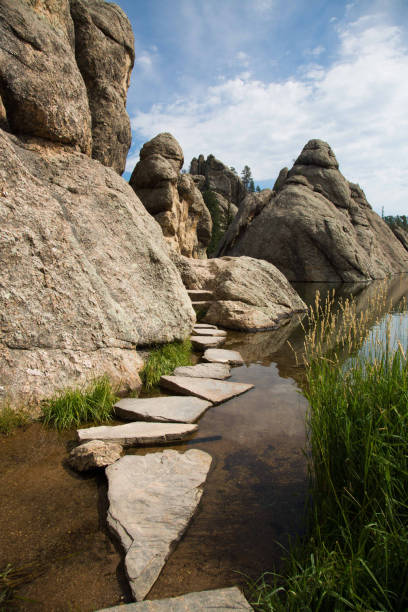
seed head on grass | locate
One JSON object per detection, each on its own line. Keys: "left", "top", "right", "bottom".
{"left": 41, "top": 376, "right": 118, "bottom": 430}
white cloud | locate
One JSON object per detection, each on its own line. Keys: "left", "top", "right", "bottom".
{"left": 134, "top": 49, "right": 157, "bottom": 73}
{"left": 129, "top": 16, "right": 408, "bottom": 215}
{"left": 236, "top": 51, "right": 250, "bottom": 66}
{"left": 305, "top": 45, "right": 325, "bottom": 56}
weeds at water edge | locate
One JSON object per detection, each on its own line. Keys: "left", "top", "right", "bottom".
{"left": 140, "top": 338, "right": 193, "bottom": 390}
{"left": 41, "top": 376, "right": 118, "bottom": 430}
{"left": 250, "top": 285, "right": 408, "bottom": 610}
{"left": 0, "top": 403, "right": 29, "bottom": 435}
{"left": 0, "top": 562, "right": 45, "bottom": 609}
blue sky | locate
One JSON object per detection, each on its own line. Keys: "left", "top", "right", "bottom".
{"left": 115, "top": 0, "right": 408, "bottom": 215}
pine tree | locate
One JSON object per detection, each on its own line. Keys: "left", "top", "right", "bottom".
{"left": 241, "top": 165, "right": 253, "bottom": 191}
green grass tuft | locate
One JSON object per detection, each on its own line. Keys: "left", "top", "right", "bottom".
{"left": 140, "top": 338, "right": 193, "bottom": 390}
{"left": 0, "top": 404, "right": 29, "bottom": 435}
{"left": 41, "top": 376, "right": 118, "bottom": 431}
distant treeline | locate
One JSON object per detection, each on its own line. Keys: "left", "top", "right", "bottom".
{"left": 383, "top": 214, "right": 408, "bottom": 229}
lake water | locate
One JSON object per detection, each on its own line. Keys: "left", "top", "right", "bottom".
{"left": 1, "top": 275, "right": 408, "bottom": 610}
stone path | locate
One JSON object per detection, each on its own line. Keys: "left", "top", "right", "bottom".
{"left": 77, "top": 422, "right": 197, "bottom": 446}
{"left": 76, "top": 321, "right": 256, "bottom": 608}
{"left": 96, "top": 586, "right": 253, "bottom": 610}
{"left": 192, "top": 328, "right": 227, "bottom": 336}
{"left": 114, "top": 396, "right": 212, "bottom": 424}
{"left": 160, "top": 375, "right": 254, "bottom": 404}
{"left": 193, "top": 323, "right": 217, "bottom": 329}
{"left": 191, "top": 335, "right": 225, "bottom": 350}
{"left": 203, "top": 348, "right": 245, "bottom": 365}
{"left": 105, "top": 450, "right": 212, "bottom": 601}
{"left": 173, "top": 362, "right": 231, "bottom": 379}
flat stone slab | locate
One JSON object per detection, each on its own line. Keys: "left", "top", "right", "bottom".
{"left": 193, "top": 323, "right": 218, "bottom": 329}
{"left": 192, "top": 328, "right": 227, "bottom": 337}
{"left": 173, "top": 363, "right": 231, "bottom": 380}
{"left": 77, "top": 422, "right": 197, "bottom": 447}
{"left": 97, "top": 586, "right": 253, "bottom": 610}
{"left": 160, "top": 376, "right": 253, "bottom": 405}
{"left": 203, "top": 348, "right": 245, "bottom": 365}
{"left": 191, "top": 335, "right": 225, "bottom": 349}
{"left": 105, "top": 450, "right": 212, "bottom": 601}
{"left": 114, "top": 396, "right": 212, "bottom": 423}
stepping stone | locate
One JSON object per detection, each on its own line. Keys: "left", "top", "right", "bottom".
{"left": 105, "top": 450, "right": 212, "bottom": 601}
{"left": 187, "top": 289, "right": 214, "bottom": 301}
{"left": 192, "top": 328, "right": 227, "bottom": 337}
{"left": 96, "top": 586, "right": 253, "bottom": 610}
{"left": 160, "top": 376, "right": 253, "bottom": 405}
{"left": 191, "top": 335, "right": 225, "bottom": 350}
{"left": 174, "top": 363, "right": 231, "bottom": 380}
{"left": 77, "top": 422, "right": 197, "bottom": 446}
{"left": 114, "top": 396, "right": 212, "bottom": 423}
{"left": 193, "top": 323, "right": 218, "bottom": 329}
{"left": 203, "top": 348, "right": 245, "bottom": 365}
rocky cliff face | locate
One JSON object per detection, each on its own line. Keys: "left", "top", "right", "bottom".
{"left": 392, "top": 226, "right": 408, "bottom": 253}
{"left": 0, "top": 0, "right": 134, "bottom": 174}
{"left": 190, "top": 154, "right": 246, "bottom": 231}
{"left": 0, "top": 2, "right": 194, "bottom": 406}
{"left": 129, "top": 133, "right": 212, "bottom": 259}
{"left": 218, "top": 140, "right": 408, "bottom": 282}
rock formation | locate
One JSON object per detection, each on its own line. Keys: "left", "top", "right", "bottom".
{"left": 129, "top": 133, "right": 212, "bottom": 258}
{"left": 190, "top": 154, "right": 246, "bottom": 232}
{"left": 217, "top": 140, "right": 408, "bottom": 282}
{"left": 392, "top": 226, "right": 408, "bottom": 252}
{"left": 0, "top": 2, "right": 195, "bottom": 406}
{"left": 0, "top": 0, "right": 133, "bottom": 174}
{"left": 70, "top": 0, "right": 135, "bottom": 174}
{"left": 173, "top": 255, "right": 307, "bottom": 331}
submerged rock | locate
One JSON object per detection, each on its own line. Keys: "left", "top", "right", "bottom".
{"left": 217, "top": 140, "right": 408, "bottom": 281}
{"left": 96, "top": 586, "right": 253, "bottom": 610}
{"left": 105, "top": 450, "right": 212, "bottom": 600}
{"left": 68, "top": 440, "right": 123, "bottom": 472}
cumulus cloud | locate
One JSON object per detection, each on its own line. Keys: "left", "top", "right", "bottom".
{"left": 129, "top": 16, "right": 408, "bottom": 214}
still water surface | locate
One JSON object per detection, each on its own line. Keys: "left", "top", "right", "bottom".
{"left": 1, "top": 275, "right": 408, "bottom": 610}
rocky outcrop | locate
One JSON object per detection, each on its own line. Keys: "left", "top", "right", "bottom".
{"left": 0, "top": 0, "right": 133, "bottom": 173}
{"left": 0, "top": 4, "right": 195, "bottom": 407}
{"left": 190, "top": 154, "right": 246, "bottom": 206}
{"left": 174, "top": 255, "right": 307, "bottom": 331}
{"left": 70, "top": 0, "right": 135, "bottom": 174}
{"left": 0, "top": 129, "right": 195, "bottom": 405}
{"left": 190, "top": 154, "right": 245, "bottom": 233}
{"left": 392, "top": 226, "right": 408, "bottom": 252}
{"left": 218, "top": 140, "right": 408, "bottom": 282}
{"left": 129, "top": 133, "right": 212, "bottom": 258}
